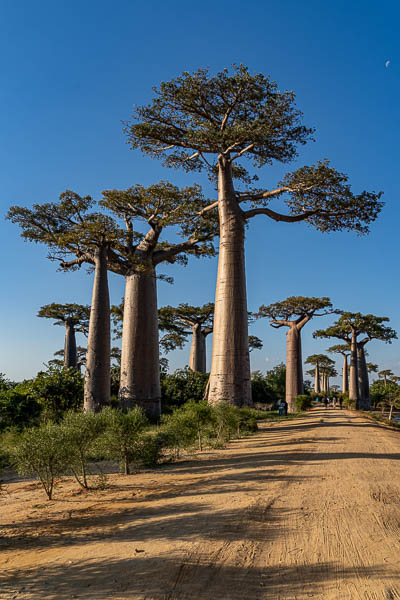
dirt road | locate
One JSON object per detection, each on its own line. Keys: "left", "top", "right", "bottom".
{"left": 1, "top": 408, "right": 400, "bottom": 599}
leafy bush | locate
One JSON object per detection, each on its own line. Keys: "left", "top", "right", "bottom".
{"left": 294, "top": 394, "right": 312, "bottom": 411}
{"left": 0, "top": 389, "right": 41, "bottom": 431}
{"left": 99, "top": 407, "right": 149, "bottom": 474}
{"left": 21, "top": 367, "right": 84, "bottom": 422}
{"left": 61, "top": 411, "right": 105, "bottom": 488}
{"left": 11, "top": 422, "right": 69, "bottom": 499}
{"left": 161, "top": 368, "right": 209, "bottom": 410}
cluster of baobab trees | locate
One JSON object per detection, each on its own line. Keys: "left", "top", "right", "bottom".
{"left": 8, "top": 65, "right": 386, "bottom": 417}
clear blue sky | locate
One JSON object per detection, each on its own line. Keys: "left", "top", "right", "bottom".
{"left": 0, "top": 0, "right": 399, "bottom": 383}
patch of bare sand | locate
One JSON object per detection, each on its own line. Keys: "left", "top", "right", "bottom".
{"left": 1, "top": 408, "right": 400, "bottom": 599}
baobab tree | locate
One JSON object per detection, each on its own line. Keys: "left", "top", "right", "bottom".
{"left": 158, "top": 303, "right": 214, "bottom": 372}
{"left": 52, "top": 346, "right": 87, "bottom": 371}
{"left": 305, "top": 354, "right": 335, "bottom": 394}
{"left": 378, "top": 369, "right": 393, "bottom": 388}
{"left": 256, "top": 297, "right": 334, "bottom": 411}
{"left": 37, "top": 303, "right": 90, "bottom": 369}
{"left": 125, "top": 65, "right": 383, "bottom": 407}
{"left": 8, "top": 192, "right": 124, "bottom": 412}
{"left": 158, "top": 303, "right": 263, "bottom": 373}
{"left": 327, "top": 344, "right": 350, "bottom": 393}
{"left": 314, "top": 313, "right": 396, "bottom": 409}
{"left": 101, "top": 183, "right": 217, "bottom": 417}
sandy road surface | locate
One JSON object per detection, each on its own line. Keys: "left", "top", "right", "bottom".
{"left": 1, "top": 408, "right": 400, "bottom": 600}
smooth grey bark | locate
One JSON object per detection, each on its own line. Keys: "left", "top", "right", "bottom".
{"left": 64, "top": 322, "right": 78, "bottom": 369}
{"left": 315, "top": 363, "right": 320, "bottom": 393}
{"left": 119, "top": 270, "right": 161, "bottom": 419}
{"left": 189, "top": 324, "right": 207, "bottom": 373}
{"left": 286, "top": 326, "right": 301, "bottom": 412}
{"left": 297, "top": 334, "right": 304, "bottom": 395}
{"left": 349, "top": 328, "right": 359, "bottom": 407}
{"left": 342, "top": 355, "right": 349, "bottom": 393}
{"left": 84, "top": 245, "right": 111, "bottom": 412}
{"left": 208, "top": 159, "right": 251, "bottom": 407}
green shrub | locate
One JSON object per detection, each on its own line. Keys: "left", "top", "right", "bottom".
{"left": 161, "top": 368, "right": 209, "bottom": 411}
{"left": 61, "top": 411, "right": 105, "bottom": 489}
{"left": 11, "top": 422, "right": 69, "bottom": 499}
{"left": 294, "top": 394, "right": 312, "bottom": 411}
{"left": 0, "top": 389, "right": 41, "bottom": 431}
{"left": 99, "top": 407, "right": 149, "bottom": 475}
{"left": 238, "top": 408, "right": 259, "bottom": 434}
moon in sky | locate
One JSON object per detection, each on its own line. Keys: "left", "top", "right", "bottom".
{"left": 385, "top": 60, "right": 390, "bottom": 68}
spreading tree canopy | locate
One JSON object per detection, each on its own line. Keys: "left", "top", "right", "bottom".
{"left": 124, "top": 64, "right": 383, "bottom": 407}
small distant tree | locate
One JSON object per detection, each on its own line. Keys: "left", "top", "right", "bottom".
{"left": 378, "top": 369, "right": 393, "bottom": 388}
{"left": 314, "top": 313, "right": 396, "bottom": 409}
{"left": 257, "top": 297, "right": 335, "bottom": 412}
{"left": 327, "top": 345, "right": 351, "bottom": 393}
{"left": 265, "top": 363, "right": 286, "bottom": 403}
{"left": 25, "top": 366, "right": 84, "bottom": 421}
{"left": 38, "top": 303, "right": 90, "bottom": 369}
{"left": 305, "top": 354, "right": 334, "bottom": 394}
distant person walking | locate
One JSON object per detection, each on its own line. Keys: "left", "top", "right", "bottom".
{"left": 284, "top": 400, "right": 288, "bottom": 416}
{"left": 324, "top": 397, "right": 328, "bottom": 409}
{"left": 278, "top": 400, "right": 285, "bottom": 416}
{"left": 332, "top": 397, "right": 336, "bottom": 409}
{"left": 339, "top": 395, "right": 343, "bottom": 409}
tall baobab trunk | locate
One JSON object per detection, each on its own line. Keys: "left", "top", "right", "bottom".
{"left": 189, "top": 324, "right": 207, "bottom": 373}
{"left": 286, "top": 326, "right": 301, "bottom": 412}
{"left": 119, "top": 270, "right": 161, "bottom": 419}
{"left": 349, "top": 328, "right": 359, "bottom": 408}
{"left": 64, "top": 322, "right": 78, "bottom": 369}
{"left": 342, "top": 355, "right": 348, "bottom": 393}
{"left": 208, "top": 159, "right": 251, "bottom": 407}
{"left": 315, "top": 363, "right": 320, "bottom": 393}
{"left": 358, "top": 346, "right": 370, "bottom": 410}
{"left": 297, "top": 334, "right": 304, "bottom": 395}
{"left": 84, "top": 246, "right": 110, "bottom": 412}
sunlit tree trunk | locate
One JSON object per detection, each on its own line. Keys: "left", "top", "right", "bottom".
{"left": 189, "top": 324, "right": 207, "bottom": 373}
{"left": 297, "top": 333, "right": 304, "bottom": 395}
{"left": 64, "top": 322, "right": 78, "bottom": 369}
{"left": 315, "top": 363, "right": 320, "bottom": 393}
{"left": 119, "top": 269, "right": 161, "bottom": 419}
{"left": 342, "top": 355, "right": 348, "bottom": 393}
{"left": 349, "top": 328, "right": 359, "bottom": 408}
{"left": 84, "top": 245, "right": 110, "bottom": 412}
{"left": 286, "top": 326, "right": 301, "bottom": 412}
{"left": 208, "top": 158, "right": 251, "bottom": 407}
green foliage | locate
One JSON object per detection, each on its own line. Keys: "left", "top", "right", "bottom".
{"left": 314, "top": 312, "right": 397, "bottom": 345}
{"left": 98, "top": 407, "right": 149, "bottom": 475}
{"left": 257, "top": 296, "right": 334, "bottom": 323}
{"left": 293, "top": 394, "right": 312, "bottom": 411}
{"left": 37, "top": 303, "right": 90, "bottom": 335}
{"left": 0, "top": 389, "right": 41, "bottom": 431}
{"left": 161, "top": 367, "right": 209, "bottom": 410}
{"left": 24, "top": 367, "right": 84, "bottom": 422}
{"left": 251, "top": 373, "right": 276, "bottom": 405}
{"left": 158, "top": 303, "right": 214, "bottom": 352}
{"left": 61, "top": 411, "right": 105, "bottom": 489}
{"left": 264, "top": 363, "right": 286, "bottom": 405}
{"left": 11, "top": 422, "right": 69, "bottom": 499}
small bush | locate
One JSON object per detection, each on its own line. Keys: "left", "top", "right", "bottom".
{"left": 294, "top": 395, "right": 312, "bottom": 411}
{"left": 61, "top": 411, "right": 105, "bottom": 489}
{"left": 11, "top": 422, "right": 69, "bottom": 499}
{"left": 99, "top": 407, "right": 149, "bottom": 475}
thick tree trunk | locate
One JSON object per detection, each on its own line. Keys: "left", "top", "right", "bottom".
{"left": 286, "top": 326, "right": 301, "bottom": 412}
{"left": 84, "top": 246, "right": 110, "bottom": 412}
{"left": 359, "top": 346, "right": 370, "bottom": 410}
{"left": 297, "top": 332, "right": 304, "bottom": 395}
{"left": 357, "top": 345, "right": 363, "bottom": 402}
{"left": 208, "top": 159, "right": 251, "bottom": 407}
{"left": 315, "top": 363, "right": 320, "bottom": 393}
{"left": 119, "top": 270, "right": 161, "bottom": 419}
{"left": 189, "top": 324, "right": 207, "bottom": 373}
{"left": 64, "top": 323, "right": 78, "bottom": 369}
{"left": 342, "top": 355, "right": 348, "bottom": 393}
{"left": 349, "top": 328, "right": 359, "bottom": 408}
